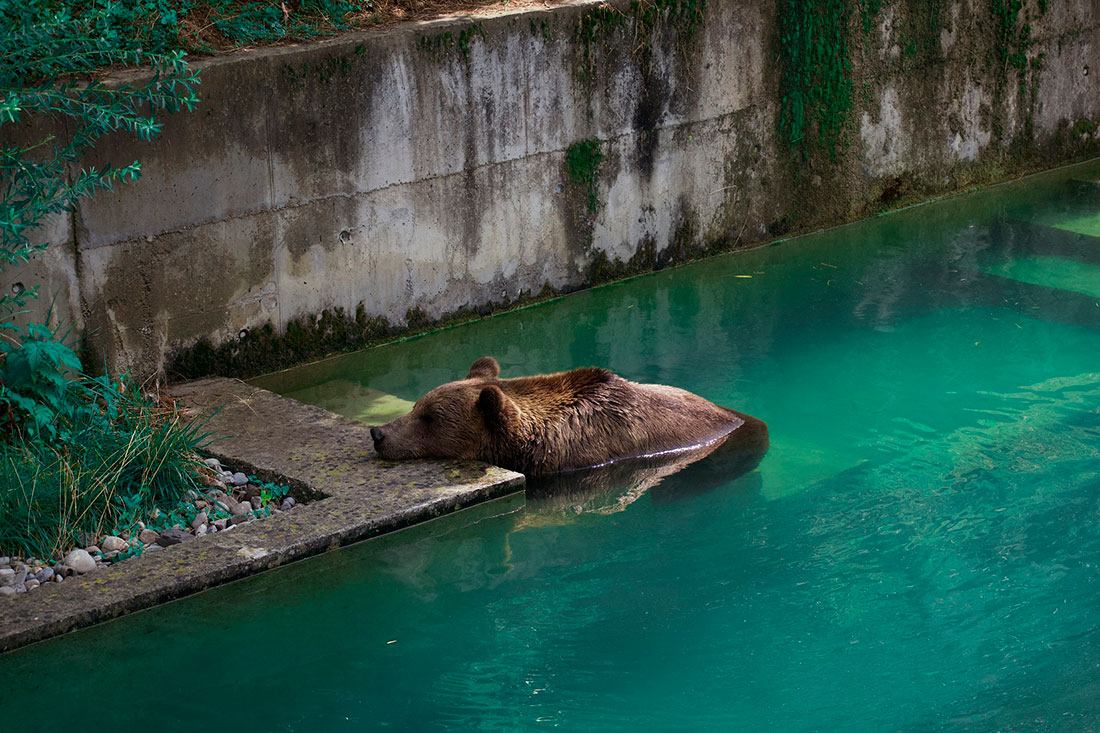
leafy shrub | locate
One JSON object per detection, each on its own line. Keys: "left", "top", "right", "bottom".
{"left": 0, "top": 3, "right": 209, "bottom": 560}
{"left": 0, "top": 378, "right": 211, "bottom": 559}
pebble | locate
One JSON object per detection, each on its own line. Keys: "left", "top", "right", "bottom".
{"left": 63, "top": 549, "right": 96, "bottom": 574}
{"left": 100, "top": 536, "right": 128, "bottom": 552}
{"left": 0, "top": 463, "right": 292, "bottom": 605}
{"left": 156, "top": 528, "right": 194, "bottom": 547}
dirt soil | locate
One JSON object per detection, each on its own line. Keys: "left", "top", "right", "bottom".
{"left": 183, "top": 0, "right": 571, "bottom": 54}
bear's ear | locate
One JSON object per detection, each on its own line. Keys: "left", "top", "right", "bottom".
{"left": 476, "top": 384, "right": 518, "bottom": 433}
{"left": 467, "top": 356, "right": 500, "bottom": 380}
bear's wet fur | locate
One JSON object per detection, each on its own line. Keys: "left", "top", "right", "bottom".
{"left": 370, "top": 356, "right": 768, "bottom": 476}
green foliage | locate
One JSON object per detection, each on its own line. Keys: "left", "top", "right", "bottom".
{"left": 575, "top": 0, "right": 706, "bottom": 82}
{"left": 0, "top": 1, "right": 374, "bottom": 55}
{"left": 565, "top": 139, "right": 604, "bottom": 215}
{"left": 991, "top": 0, "right": 1030, "bottom": 71}
{"left": 0, "top": 3, "right": 211, "bottom": 561}
{"left": 777, "top": 0, "right": 853, "bottom": 161}
{"left": 1074, "top": 118, "right": 1097, "bottom": 136}
{"left": 0, "top": 2, "right": 201, "bottom": 320}
{"left": 0, "top": 377, "right": 211, "bottom": 559}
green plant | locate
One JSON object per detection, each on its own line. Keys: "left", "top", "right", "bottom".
{"left": 252, "top": 475, "right": 291, "bottom": 507}
{"left": 0, "top": 2, "right": 201, "bottom": 320}
{"left": 565, "top": 139, "right": 604, "bottom": 214}
{"left": 0, "top": 3, "right": 209, "bottom": 561}
{"left": 0, "top": 379, "right": 211, "bottom": 559}
{"left": 777, "top": 0, "right": 853, "bottom": 161}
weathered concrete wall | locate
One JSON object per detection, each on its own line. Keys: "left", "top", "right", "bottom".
{"left": 9, "top": 0, "right": 1100, "bottom": 376}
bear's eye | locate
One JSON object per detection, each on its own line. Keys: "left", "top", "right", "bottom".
{"left": 420, "top": 412, "right": 434, "bottom": 424}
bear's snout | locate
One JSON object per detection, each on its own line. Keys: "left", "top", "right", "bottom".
{"left": 370, "top": 426, "right": 384, "bottom": 446}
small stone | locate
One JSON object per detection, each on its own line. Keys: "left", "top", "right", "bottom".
{"left": 195, "top": 524, "right": 208, "bottom": 537}
{"left": 280, "top": 497, "right": 296, "bottom": 511}
{"left": 249, "top": 496, "right": 262, "bottom": 511}
{"left": 35, "top": 568, "right": 54, "bottom": 583}
{"left": 241, "top": 485, "right": 261, "bottom": 502}
{"left": 213, "top": 518, "right": 228, "bottom": 530}
{"left": 63, "top": 549, "right": 96, "bottom": 574}
{"left": 156, "top": 528, "right": 194, "bottom": 547}
{"left": 13, "top": 583, "right": 26, "bottom": 593}
{"left": 139, "top": 529, "right": 159, "bottom": 545}
{"left": 104, "top": 550, "right": 119, "bottom": 560}
{"left": 144, "top": 544, "right": 164, "bottom": 553}
{"left": 0, "top": 586, "right": 14, "bottom": 597}
{"left": 101, "top": 536, "right": 128, "bottom": 552}
{"left": 25, "top": 579, "right": 39, "bottom": 590}
{"left": 191, "top": 511, "right": 208, "bottom": 530}
{"left": 204, "top": 457, "right": 223, "bottom": 471}
{"left": 0, "top": 556, "right": 9, "bottom": 565}
{"left": 229, "top": 515, "right": 249, "bottom": 526}
{"left": 231, "top": 472, "right": 249, "bottom": 486}
{"left": 53, "top": 574, "right": 63, "bottom": 582}
{"left": 195, "top": 500, "right": 209, "bottom": 509}
{"left": 85, "top": 545, "right": 102, "bottom": 556}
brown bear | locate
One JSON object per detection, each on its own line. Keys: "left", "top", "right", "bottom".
{"left": 369, "top": 356, "right": 768, "bottom": 477}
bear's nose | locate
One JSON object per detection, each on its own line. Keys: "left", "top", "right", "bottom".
{"left": 370, "top": 426, "right": 384, "bottom": 444}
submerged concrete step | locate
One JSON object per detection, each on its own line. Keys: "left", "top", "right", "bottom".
{"left": 983, "top": 255, "right": 1100, "bottom": 299}
{"left": 0, "top": 379, "right": 524, "bottom": 654}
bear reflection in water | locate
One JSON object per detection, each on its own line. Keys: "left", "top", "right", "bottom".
{"left": 523, "top": 413, "right": 768, "bottom": 518}
{"left": 370, "top": 356, "right": 768, "bottom": 511}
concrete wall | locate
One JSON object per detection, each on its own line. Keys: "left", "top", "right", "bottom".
{"left": 9, "top": 0, "right": 1100, "bottom": 377}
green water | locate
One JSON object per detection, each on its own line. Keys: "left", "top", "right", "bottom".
{"left": 7, "top": 163, "right": 1100, "bottom": 731}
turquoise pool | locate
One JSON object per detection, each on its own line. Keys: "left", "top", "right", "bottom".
{"left": 5, "top": 161, "right": 1100, "bottom": 730}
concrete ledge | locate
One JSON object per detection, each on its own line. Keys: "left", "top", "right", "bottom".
{"left": 0, "top": 378, "right": 524, "bottom": 653}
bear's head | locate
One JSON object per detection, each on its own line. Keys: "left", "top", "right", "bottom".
{"left": 369, "top": 356, "right": 519, "bottom": 462}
